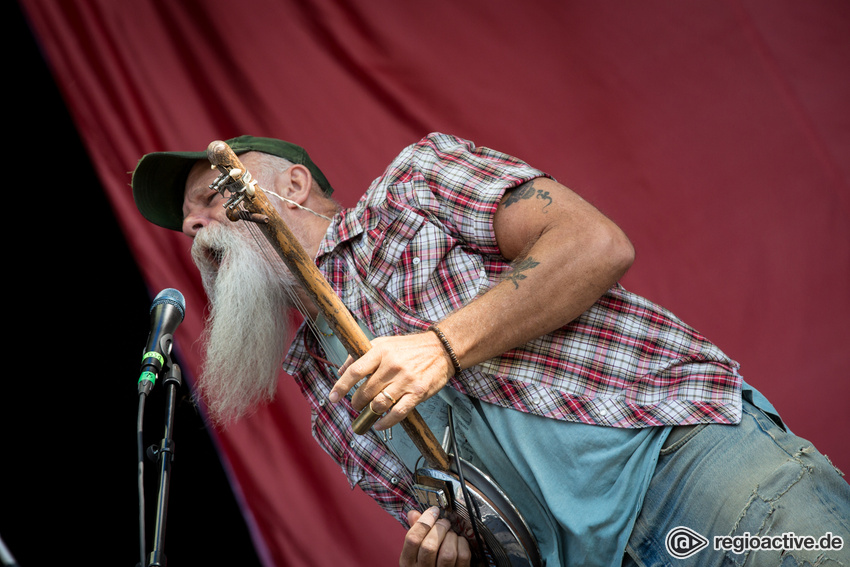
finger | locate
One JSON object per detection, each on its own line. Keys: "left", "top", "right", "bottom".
{"left": 329, "top": 350, "right": 380, "bottom": 403}
{"left": 368, "top": 388, "right": 400, "bottom": 424}
{"left": 418, "top": 518, "right": 452, "bottom": 566}
{"left": 372, "top": 394, "right": 412, "bottom": 431}
{"left": 347, "top": 355, "right": 395, "bottom": 410}
{"left": 407, "top": 509, "right": 423, "bottom": 527}
{"left": 400, "top": 507, "right": 440, "bottom": 566}
{"left": 454, "top": 534, "right": 472, "bottom": 567}
{"left": 409, "top": 506, "right": 438, "bottom": 528}
{"left": 437, "top": 530, "right": 461, "bottom": 567}
{"left": 337, "top": 355, "right": 355, "bottom": 376}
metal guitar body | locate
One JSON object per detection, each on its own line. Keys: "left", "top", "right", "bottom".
{"left": 414, "top": 459, "right": 542, "bottom": 567}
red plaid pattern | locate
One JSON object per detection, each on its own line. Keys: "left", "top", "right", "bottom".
{"left": 283, "top": 133, "right": 743, "bottom": 522}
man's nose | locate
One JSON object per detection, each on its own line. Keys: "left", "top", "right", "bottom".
{"left": 182, "top": 212, "right": 211, "bottom": 237}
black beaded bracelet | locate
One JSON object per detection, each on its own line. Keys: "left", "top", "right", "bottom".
{"left": 428, "top": 324, "right": 462, "bottom": 375}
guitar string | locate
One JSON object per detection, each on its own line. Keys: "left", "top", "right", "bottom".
{"left": 239, "top": 216, "right": 404, "bottom": 450}
{"left": 275, "top": 205, "right": 487, "bottom": 545}
{"left": 240, "top": 218, "right": 337, "bottom": 363}
{"left": 233, "top": 196, "right": 489, "bottom": 558}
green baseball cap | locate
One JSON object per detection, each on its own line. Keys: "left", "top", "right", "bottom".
{"left": 131, "top": 135, "right": 333, "bottom": 231}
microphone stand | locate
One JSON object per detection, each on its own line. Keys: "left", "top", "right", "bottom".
{"left": 146, "top": 362, "right": 182, "bottom": 567}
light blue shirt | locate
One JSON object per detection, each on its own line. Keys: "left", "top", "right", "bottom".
{"left": 319, "top": 314, "right": 664, "bottom": 566}
{"left": 386, "top": 388, "right": 668, "bottom": 567}
{"left": 316, "top": 314, "right": 778, "bottom": 566}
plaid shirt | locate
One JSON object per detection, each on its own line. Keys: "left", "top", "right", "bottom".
{"left": 283, "top": 133, "right": 743, "bottom": 524}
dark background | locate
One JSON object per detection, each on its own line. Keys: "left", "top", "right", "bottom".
{"left": 2, "top": 4, "right": 260, "bottom": 566}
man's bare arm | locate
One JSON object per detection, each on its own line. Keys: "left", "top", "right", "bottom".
{"left": 331, "top": 177, "right": 634, "bottom": 428}
{"left": 438, "top": 176, "right": 634, "bottom": 369}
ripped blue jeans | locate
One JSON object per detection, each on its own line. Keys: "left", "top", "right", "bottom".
{"left": 625, "top": 400, "right": 850, "bottom": 566}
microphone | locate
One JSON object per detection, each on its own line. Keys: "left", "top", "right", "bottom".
{"left": 138, "top": 288, "right": 186, "bottom": 395}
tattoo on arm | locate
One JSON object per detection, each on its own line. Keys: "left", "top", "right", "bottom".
{"left": 502, "top": 180, "right": 553, "bottom": 212}
{"left": 505, "top": 256, "right": 540, "bottom": 289}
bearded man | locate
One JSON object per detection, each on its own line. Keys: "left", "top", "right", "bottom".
{"left": 132, "top": 134, "right": 849, "bottom": 567}
{"left": 183, "top": 149, "right": 339, "bottom": 426}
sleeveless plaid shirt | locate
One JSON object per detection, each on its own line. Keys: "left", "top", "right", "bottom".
{"left": 282, "top": 132, "right": 743, "bottom": 523}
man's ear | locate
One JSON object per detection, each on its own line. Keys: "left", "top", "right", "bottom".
{"left": 278, "top": 164, "right": 313, "bottom": 206}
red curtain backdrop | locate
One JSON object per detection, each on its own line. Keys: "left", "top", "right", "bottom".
{"left": 19, "top": 1, "right": 849, "bottom": 565}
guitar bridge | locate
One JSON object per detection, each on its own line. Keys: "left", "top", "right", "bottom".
{"left": 412, "top": 482, "right": 450, "bottom": 509}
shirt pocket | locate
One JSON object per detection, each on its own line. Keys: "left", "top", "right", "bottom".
{"left": 365, "top": 207, "right": 487, "bottom": 325}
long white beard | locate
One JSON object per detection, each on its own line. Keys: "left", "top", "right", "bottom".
{"left": 190, "top": 222, "right": 297, "bottom": 426}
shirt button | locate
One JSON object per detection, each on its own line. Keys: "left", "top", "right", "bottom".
{"left": 390, "top": 476, "right": 399, "bottom": 485}
{"left": 600, "top": 409, "right": 608, "bottom": 416}
{"left": 412, "top": 257, "right": 421, "bottom": 265}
